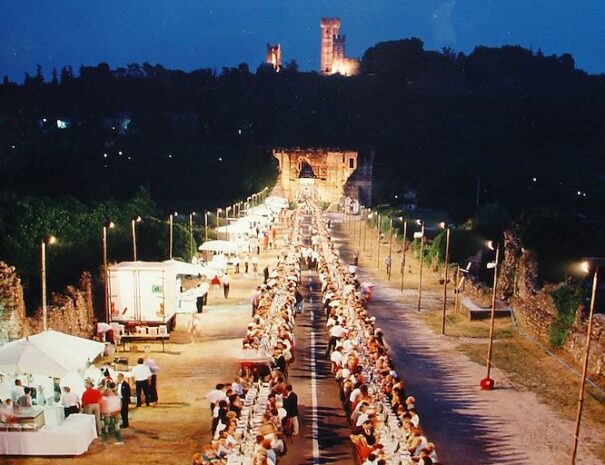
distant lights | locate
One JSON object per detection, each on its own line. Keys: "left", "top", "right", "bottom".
{"left": 168, "top": 154, "right": 172, "bottom": 159}
{"left": 103, "top": 153, "right": 108, "bottom": 158}
{"left": 532, "top": 177, "right": 537, "bottom": 182}
{"left": 218, "top": 157, "right": 223, "bottom": 162}
{"left": 118, "top": 150, "right": 123, "bottom": 155}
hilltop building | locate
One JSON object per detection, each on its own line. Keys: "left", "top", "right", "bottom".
{"left": 320, "top": 18, "right": 360, "bottom": 76}
{"left": 266, "top": 43, "right": 282, "bottom": 71}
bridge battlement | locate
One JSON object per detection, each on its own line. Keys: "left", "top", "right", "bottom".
{"left": 272, "top": 148, "right": 373, "bottom": 206}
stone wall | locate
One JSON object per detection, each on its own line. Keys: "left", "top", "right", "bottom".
{"left": 0, "top": 262, "right": 28, "bottom": 340}
{"left": 0, "top": 261, "right": 94, "bottom": 341}
{"left": 460, "top": 228, "right": 605, "bottom": 381}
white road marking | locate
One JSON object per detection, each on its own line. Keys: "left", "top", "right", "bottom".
{"left": 310, "top": 283, "right": 321, "bottom": 463}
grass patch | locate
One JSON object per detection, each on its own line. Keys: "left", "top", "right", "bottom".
{"left": 419, "top": 310, "right": 516, "bottom": 339}
{"left": 458, "top": 337, "right": 605, "bottom": 461}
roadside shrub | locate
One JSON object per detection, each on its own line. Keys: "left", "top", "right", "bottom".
{"left": 548, "top": 284, "right": 581, "bottom": 348}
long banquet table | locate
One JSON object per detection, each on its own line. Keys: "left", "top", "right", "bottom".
{"left": 0, "top": 413, "right": 97, "bottom": 456}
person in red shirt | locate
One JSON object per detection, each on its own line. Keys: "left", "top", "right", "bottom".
{"left": 81, "top": 380, "right": 102, "bottom": 436}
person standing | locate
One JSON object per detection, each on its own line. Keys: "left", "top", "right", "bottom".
{"left": 100, "top": 382, "right": 124, "bottom": 445}
{"left": 385, "top": 255, "right": 392, "bottom": 280}
{"left": 132, "top": 357, "right": 152, "bottom": 407}
{"left": 11, "top": 379, "right": 25, "bottom": 404}
{"left": 81, "top": 380, "right": 102, "bottom": 436}
{"left": 250, "top": 286, "right": 262, "bottom": 317}
{"left": 196, "top": 279, "right": 209, "bottom": 313}
{"left": 263, "top": 266, "right": 270, "bottom": 284}
{"left": 223, "top": 273, "right": 230, "bottom": 299}
{"left": 60, "top": 386, "right": 80, "bottom": 418}
{"left": 144, "top": 352, "right": 160, "bottom": 406}
{"left": 243, "top": 254, "right": 250, "bottom": 274}
{"left": 283, "top": 385, "right": 299, "bottom": 436}
{"left": 233, "top": 255, "right": 240, "bottom": 273}
{"left": 252, "top": 255, "right": 258, "bottom": 276}
{"left": 116, "top": 373, "right": 131, "bottom": 428}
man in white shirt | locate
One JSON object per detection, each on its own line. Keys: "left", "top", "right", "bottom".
{"left": 330, "top": 346, "right": 344, "bottom": 374}
{"left": 206, "top": 383, "right": 227, "bottom": 413}
{"left": 60, "top": 386, "right": 80, "bottom": 417}
{"left": 131, "top": 358, "right": 152, "bottom": 407}
{"left": 11, "top": 379, "right": 25, "bottom": 404}
{"left": 327, "top": 321, "right": 347, "bottom": 355}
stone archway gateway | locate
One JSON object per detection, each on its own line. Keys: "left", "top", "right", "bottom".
{"left": 273, "top": 148, "right": 373, "bottom": 207}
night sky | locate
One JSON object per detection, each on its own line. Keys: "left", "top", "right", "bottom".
{"left": 1, "top": 0, "right": 604, "bottom": 82}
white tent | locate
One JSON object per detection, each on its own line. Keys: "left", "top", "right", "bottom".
{"left": 29, "top": 330, "right": 104, "bottom": 366}
{"left": 265, "top": 196, "right": 288, "bottom": 209}
{"left": 198, "top": 240, "right": 239, "bottom": 254}
{"left": 0, "top": 331, "right": 103, "bottom": 378}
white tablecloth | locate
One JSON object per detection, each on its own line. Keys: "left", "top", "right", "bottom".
{"left": 43, "top": 405, "right": 65, "bottom": 427}
{"left": 0, "top": 413, "right": 97, "bottom": 455}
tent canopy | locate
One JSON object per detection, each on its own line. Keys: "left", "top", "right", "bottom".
{"left": 0, "top": 331, "right": 103, "bottom": 378}
{"left": 198, "top": 240, "right": 239, "bottom": 254}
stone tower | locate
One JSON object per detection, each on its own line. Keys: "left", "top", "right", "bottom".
{"left": 320, "top": 18, "right": 341, "bottom": 75}
{"left": 266, "top": 43, "right": 282, "bottom": 71}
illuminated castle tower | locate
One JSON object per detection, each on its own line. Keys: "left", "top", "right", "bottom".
{"left": 320, "top": 18, "right": 359, "bottom": 76}
{"left": 320, "top": 18, "right": 341, "bottom": 75}
{"left": 266, "top": 43, "right": 282, "bottom": 71}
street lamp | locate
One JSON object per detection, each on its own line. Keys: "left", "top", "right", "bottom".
{"left": 387, "top": 217, "right": 394, "bottom": 280}
{"left": 189, "top": 212, "right": 196, "bottom": 261}
{"left": 40, "top": 234, "right": 57, "bottom": 331}
{"left": 131, "top": 216, "right": 142, "bottom": 261}
{"left": 168, "top": 212, "right": 178, "bottom": 260}
{"left": 415, "top": 219, "right": 425, "bottom": 312}
{"left": 357, "top": 205, "right": 365, "bottom": 250}
{"left": 204, "top": 211, "right": 209, "bottom": 243}
{"left": 400, "top": 217, "right": 407, "bottom": 292}
{"left": 481, "top": 240, "right": 500, "bottom": 390}
{"left": 102, "top": 220, "right": 115, "bottom": 323}
{"left": 364, "top": 211, "right": 372, "bottom": 254}
{"left": 440, "top": 222, "right": 452, "bottom": 335}
{"left": 570, "top": 260, "right": 601, "bottom": 465}
{"left": 375, "top": 213, "right": 381, "bottom": 264}
{"left": 225, "top": 206, "right": 232, "bottom": 239}
{"left": 216, "top": 208, "right": 223, "bottom": 239}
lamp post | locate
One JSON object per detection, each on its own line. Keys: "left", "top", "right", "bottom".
{"left": 364, "top": 211, "right": 371, "bottom": 254}
{"left": 481, "top": 240, "right": 500, "bottom": 390}
{"left": 399, "top": 216, "right": 408, "bottom": 292}
{"left": 440, "top": 222, "right": 452, "bottom": 335}
{"left": 387, "top": 217, "right": 393, "bottom": 280}
{"left": 375, "top": 213, "right": 381, "bottom": 264}
{"left": 131, "top": 216, "right": 142, "bottom": 261}
{"left": 225, "top": 206, "right": 232, "bottom": 240}
{"left": 204, "top": 211, "right": 209, "bottom": 243}
{"left": 415, "top": 220, "right": 425, "bottom": 312}
{"left": 570, "top": 260, "right": 601, "bottom": 465}
{"left": 102, "top": 220, "right": 115, "bottom": 323}
{"left": 189, "top": 212, "right": 196, "bottom": 261}
{"left": 168, "top": 212, "right": 177, "bottom": 260}
{"left": 358, "top": 206, "right": 364, "bottom": 250}
{"left": 400, "top": 218, "right": 407, "bottom": 292}
{"left": 216, "top": 208, "right": 223, "bottom": 239}
{"left": 40, "top": 235, "right": 57, "bottom": 331}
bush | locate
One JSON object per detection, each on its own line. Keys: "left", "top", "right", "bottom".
{"left": 548, "top": 284, "right": 581, "bottom": 348}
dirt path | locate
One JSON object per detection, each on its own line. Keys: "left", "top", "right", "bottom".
{"left": 331, "top": 216, "right": 605, "bottom": 465}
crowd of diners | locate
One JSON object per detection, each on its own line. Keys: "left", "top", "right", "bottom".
{"left": 192, "top": 210, "right": 303, "bottom": 465}
{"left": 310, "top": 203, "right": 440, "bottom": 465}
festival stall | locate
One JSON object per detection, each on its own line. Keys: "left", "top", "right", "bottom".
{"left": 0, "top": 331, "right": 103, "bottom": 455}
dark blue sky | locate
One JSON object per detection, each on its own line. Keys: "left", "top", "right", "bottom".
{"left": 1, "top": 0, "right": 604, "bottom": 82}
